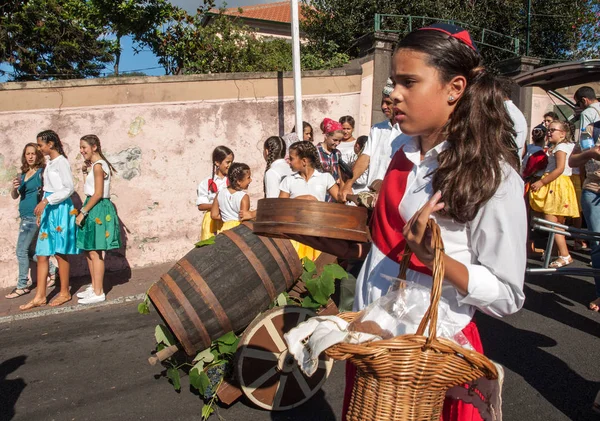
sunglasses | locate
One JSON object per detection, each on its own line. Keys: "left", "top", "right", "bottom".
{"left": 548, "top": 128, "right": 564, "bottom": 133}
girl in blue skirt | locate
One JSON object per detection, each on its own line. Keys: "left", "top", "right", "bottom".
{"left": 20, "top": 130, "right": 80, "bottom": 310}
{"left": 75, "top": 135, "right": 121, "bottom": 304}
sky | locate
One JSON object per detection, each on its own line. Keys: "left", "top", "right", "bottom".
{"left": 0, "top": 0, "right": 282, "bottom": 81}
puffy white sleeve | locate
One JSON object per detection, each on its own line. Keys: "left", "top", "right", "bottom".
{"left": 279, "top": 175, "right": 292, "bottom": 195}
{"left": 46, "top": 158, "right": 74, "bottom": 205}
{"left": 264, "top": 168, "right": 282, "bottom": 198}
{"left": 196, "top": 177, "right": 211, "bottom": 206}
{"left": 458, "top": 166, "right": 527, "bottom": 317}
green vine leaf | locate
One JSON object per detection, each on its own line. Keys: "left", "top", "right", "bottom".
{"left": 323, "top": 263, "right": 349, "bottom": 280}
{"left": 155, "top": 324, "right": 176, "bottom": 346}
{"left": 167, "top": 367, "right": 181, "bottom": 391}
{"left": 276, "top": 292, "right": 288, "bottom": 307}
{"left": 201, "top": 403, "right": 215, "bottom": 420}
{"left": 194, "top": 236, "right": 216, "bottom": 248}
{"left": 305, "top": 270, "right": 335, "bottom": 305}
{"left": 302, "top": 257, "right": 317, "bottom": 273}
{"left": 193, "top": 348, "right": 215, "bottom": 364}
{"left": 301, "top": 295, "right": 322, "bottom": 309}
{"left": 137, "top": 301, "right": 150, "bottom": 314}
{"left": 190, "top": 367, "right": 210, "bottom": 393}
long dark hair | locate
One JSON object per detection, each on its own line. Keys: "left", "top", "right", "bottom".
{"left": 20, "top": 143, "right": 45, "bottom": 173}
{"left": 37, "top": 130, "right": 68, "bottom": 158}
{"left": 264, "top": 136, "right": 286, "bottom": 172}
{"left": 80, "top": 135, "right": 117, "bottom": 175}
{"left": 227, "top": 162, "right": 250, "bottom": 191}
{"left": 396, "top": 30, "right": 519, "bottom": 223}
{"left": 211, "top": 145, "right": 234, "bottom": 180}
{"left": 289, "top": 141, "right": 324, "bottom": 171}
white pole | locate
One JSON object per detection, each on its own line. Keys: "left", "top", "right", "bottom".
{"left": 290, "top": 0, "right": 303, "bottom": 135}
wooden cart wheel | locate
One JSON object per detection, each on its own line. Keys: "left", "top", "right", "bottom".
{"left": 236, "top": 306, "right": 333, "bottom": 411}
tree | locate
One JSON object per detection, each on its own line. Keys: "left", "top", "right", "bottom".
{"left": 141, "top": 8, "right": 349, "bottom": 75}
{"left": 0, "top": 0, "right": 113, "bottom": 81}
{"left": 300, "top": 0, "right": 600, "bottom": 67}
{"left": 89, "top": 0, "right": 175, "bottom": 76}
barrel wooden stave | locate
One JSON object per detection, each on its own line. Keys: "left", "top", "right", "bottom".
{"left": 149, "top": 224, "right": 302, "bottom": 356}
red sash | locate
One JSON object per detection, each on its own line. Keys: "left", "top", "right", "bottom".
{"left": 370, "top": 148, "right": 431, "bottom": 276}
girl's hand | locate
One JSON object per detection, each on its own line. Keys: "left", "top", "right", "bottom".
{"left": 76, "top": 213, "right": 85, "bottom": 227}
{"left": 36, "top": 216, "right": 41, "bottom": 227}
{"left": 402, "top": 191, "right": 445, "bottom": 268}
{"left": 239, "top": 209, "right": 255, "bottom": 221}
{"left": 531, "top": 180, "right": 544, "bottom": 192}
{"left": 34, "top": 199, "right": 47, "bottom": 217}
{"left": 12, "top": 176, "right": 21, "bottom": 190}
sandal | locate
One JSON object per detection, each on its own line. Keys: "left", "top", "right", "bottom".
{"left": 47, "top": 272, "right": 58, "bottom": 288}
{"left": 19, "top": 298, "right": 47, "bottom": 311}
{"left": 49, "top": 294, "right": 71, "bottom": 307}
{"left": 573, "top": 240, "right": 589, "bottom": 251}
{"left": 590, "top": 298, "right": 600, "bottom": 312}
{"left": 549, "top": 255, "right": 573, "bottom": 268}
{"left": 5, "top": 288, "right": 31, "bottom": 299}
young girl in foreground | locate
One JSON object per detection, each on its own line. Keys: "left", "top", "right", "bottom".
{"left": 21, "top": 130, "right": 80, "bottom": 310}
{"left": 75, "top": 135, "right": 122, "bottom": 304}
{"left": 530, "top": 120, "right": 579, "bottom": 267}
{"left": 197, "top": 146, "right": 234, "bottom": 240}
{"left": 6, "top": 143, "right": 57, "bottom": 299}
{"left": 295, "top": 25, "right": 527, "bottom": 421}
{"left": 211, "top": 162, "right": 252, "bottom": 233}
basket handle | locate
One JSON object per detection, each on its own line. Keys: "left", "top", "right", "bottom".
{"left": 398, "top": 219, "right": 445, "bottom": 346}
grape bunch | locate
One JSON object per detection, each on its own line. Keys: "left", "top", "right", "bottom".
{"left": 204, "top": 364, "right": 226, "bottom": 399}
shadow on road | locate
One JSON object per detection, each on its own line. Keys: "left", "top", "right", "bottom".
{"left": 269, "top": 389, "right": 336, "bottom": 421}
{"left": 0, "top": 355, "right": 27, "bottom": 421}
{"left": 477, "top": 313, "right": 598, "bottom": 421}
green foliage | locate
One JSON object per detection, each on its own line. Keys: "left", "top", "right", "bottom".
{"left": 300, "top": 0, "right": 600, "bottom": 65}
{"left": 300, "top": 258, "right": 348, "bottom": 309}
{"left": 155, "top": 324, "right": 176, "bottom": 346}
{"left": 0, "top": 0, "right": 113, "bottom": 80}
{"left": 167, "top": 367, "right": 181, "bottom": 391}
{"left": 194, "top": 236, "right": 216, "bottom": 248}
{"left": 137, "top": 293, "right": 151, "bottom": 314}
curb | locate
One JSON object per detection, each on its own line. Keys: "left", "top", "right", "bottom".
{"left": 0, "top": 293, "right": 146, "bottom": 324}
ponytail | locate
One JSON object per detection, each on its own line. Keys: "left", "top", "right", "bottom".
{"left": 396, "top": 28, "right": 519, "bottom": 223}
{"left": 37, "top": 130, "right": 67, "bottom": 158}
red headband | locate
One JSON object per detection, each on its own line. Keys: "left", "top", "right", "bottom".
{"left": 322, "top": 118, "right": 343, "bottom": 134}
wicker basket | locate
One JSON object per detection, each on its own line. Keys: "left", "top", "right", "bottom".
{"left": 325, "top": 220, "right": 498, "bottom": 421}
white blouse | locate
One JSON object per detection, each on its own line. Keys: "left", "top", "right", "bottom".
{"left": 279, "top": 170, "right": 336, "bottom": 202}
{"left": 43, "top": 155, "right": 74, "bottom": 205}
{"left": 355, "top": 136, "right": 527, "bottom": 330}
{"left": 83, "top": 160, "right": 111, "bottom": 198}
{"left": 264, "top": 159, "right": 292, "bottom": 198}
{"left": 217, "top": 189, "right": 247, "bottom": 222}
{"left": 545, "top": 142, "right": 575, "bottom": 176}
{"left": 196, "top": 175, "right": 228, "bottom": 206}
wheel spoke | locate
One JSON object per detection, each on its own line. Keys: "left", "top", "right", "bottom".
{"left": 264, "top": 318, "right": 287, "bottom": 353}
{"left": 246, "top": 366, "right": 278, "bottom": 392}
{"left": 292, "top": 366, "right": 313, "bottom": 397}
{"left": 296, "top": 310, "right": 310, "bottom": 326}
{"left": 272, "top": 373, "right": 288, "bottom": 410}
{"left": 243, "top": 348, "right": 279, "bottom": 361}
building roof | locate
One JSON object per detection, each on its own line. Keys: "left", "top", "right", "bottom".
{"left": 214, "top": 1, "right": 305, "bottom": 24}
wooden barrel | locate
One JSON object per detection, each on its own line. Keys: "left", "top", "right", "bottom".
{"left": 253, "top": 198, "right": 369, "bottom": 242}
{"left": 148, "top": 223, "right": 303, "bottom": 356}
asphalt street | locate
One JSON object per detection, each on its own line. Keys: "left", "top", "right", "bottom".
{"left": 1, "top": 259, "right": 599, "bottom": 421}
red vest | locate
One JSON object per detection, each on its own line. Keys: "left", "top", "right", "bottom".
{"left": 369, "top": 148, "right": 432, "bottom": 276}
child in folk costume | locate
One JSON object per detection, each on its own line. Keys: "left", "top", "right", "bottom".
{"left": 211, "top": 162, "right": 252, "bottom": 233}
{"left": 293, "top": 25, "right": 527, "bottom": 421}
{"left": 197, "top": 146, "right": 234, "bottom": 240}
{"left": 279, "top": 141, "right": 341, "bottom": 260}
{"left": 317, "top": 118, "right": 344, "bottom": 201}
{"left": 529, "top": 120, "right": 579, "bottom": 267}
{"left": 74, "top": 135, "right": 122, "bottom": 304}
{"left": 21, "top": 130, "right": 81, "bottom": 310}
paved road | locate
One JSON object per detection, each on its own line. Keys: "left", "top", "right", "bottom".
{"left": 1, "top": 261, "right": 599, "bottom": 421}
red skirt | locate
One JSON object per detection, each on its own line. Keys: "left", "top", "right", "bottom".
{"left": 342, "top": 321, "right": 484, "bottom": 421}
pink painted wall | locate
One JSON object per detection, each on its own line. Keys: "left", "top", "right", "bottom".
{"left": 0, "top": 70, "right": 365, "bottom": 288}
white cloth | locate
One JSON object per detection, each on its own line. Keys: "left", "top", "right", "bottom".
{"left": 355, "top": 136, "right": 527, "bottom": 329}
{"left": 43, "top": 155, "right": 74, "bottom": 205}
{"left": 279, "top": 170, "right": 335, "bottom": 202}
{"left": 284, "top": 315, "right": 379, "bottom": 376}
{"left": 546, "top": 143, "right": 575, "bottom": 176}
{"left": 337, "top": 140, "right": 357, "bottom": 165}
{"left": 216, "top": 189, "right": 246, "bottom": 222}
{"left": 504, "top": 100, "right": 528, "bottom": 159}
{"left": 362, "top": 120, "right": 404, "bottom": 186}
{"left": 579, "top": 102, "right": 600, "bottom": 130}
{"left": 196, "top": 175, "right": 228, "bottom": 206}
{"left": 264, "top": 159, "right": 292, "bottom": 198}
{"left": 83, "top": 160, "right": 111, "bottom": 198}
